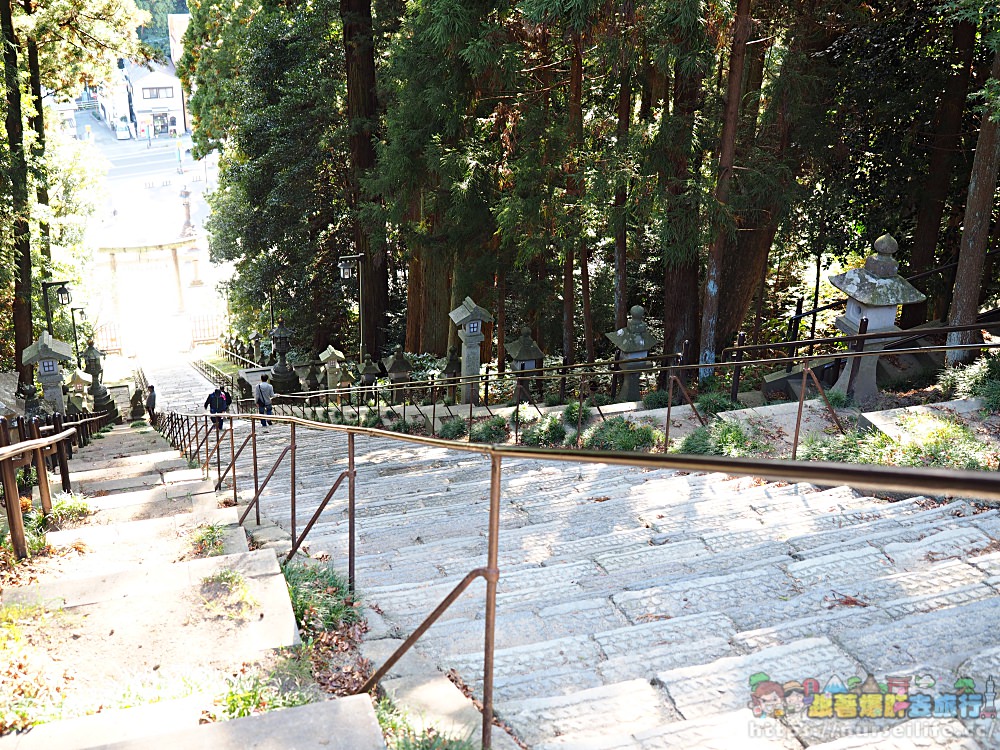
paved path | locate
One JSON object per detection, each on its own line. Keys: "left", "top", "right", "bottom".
{"left": 141, "top": 358, "right": 1000, "bottom": 749}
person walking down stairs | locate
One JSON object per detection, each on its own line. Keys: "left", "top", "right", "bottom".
{"left": 204, "top": 386, "right": 230, "bottom": 431}
{"left": 145, "top": 384, "right": 157, "bottom": 426}
{"left": 254, "top": 374, "right": 274, "bottom": 429}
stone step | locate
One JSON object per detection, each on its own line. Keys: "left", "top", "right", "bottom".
{"left": 3, "top": 549, "right": 300, "bottom": 713}
{"left": 102, "top": 696, "right": 385, "bottom": 750}
{"left": 498, "top": 678, "right": 681, "bottom": 749}
{"left": 656, "top": 636, "right": 861, "bottom": 720}
{"left": 34, "top": 505, "right": 245, "bottom": 584}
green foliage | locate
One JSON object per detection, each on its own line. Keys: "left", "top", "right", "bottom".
{"left": 130, "top": 420, "right": 147, "bottom": 428}
{"left": 282, "top": 562, "right": 360, "bottom": 636}
{"left": 586, "top": 393, "right": 613, "bottom": 408}
{"left": 508, "top": 404, "right": 540, "bottom": 429}
{"left": 642, "top": 390, "right": 674, "bottom": 409}
{"left": 388, "top": 418, "right": 417, "bottom": 434}
{"left": 563, "top": 401, "right": 592, "bottom": 427}
{"left": 938, "top": 353, "right": 1000, "bottom": 413}
{"left": 375, "top": 697, "right": 476, "bottom": 750}
{"left": 437, "top": 419, "right": 468, "bottom": 440}
{"left": 468, "top": 416, "right": 509, "bottom": 444}
{"left": 362, "top": 409, "right": 383, "bottom": 428}
{"left": 823, "top": 389, "right": 853, "bottom": 409}
{"left": 580, "top": 417, "right": 658, "bottom": 452}
{"left": 696, "top": 391, "right": 739, "bottom": 416}
{"left": 192, "top": 523, "right": 227, "bottom": 557}
{"left": 543, "top": 393, "right": 564, "bottom": 407}
{"left": 218, "top": 666, "right": 316, "bottom": 719}
{"left": 799, "top": 415, "right": 994, "bottom": 470}
{"left": 675, "top": 420, "right": 769, "bottom": 457}
{"left": 520, "top": 415, "right": 567, "bottom": 447}
{"left": 48, "top": 493, "right": 91, "bottom": 528}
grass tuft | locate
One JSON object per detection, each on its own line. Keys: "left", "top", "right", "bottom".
{"left": 282, "top": 562, "right": 360, "bottom": 636}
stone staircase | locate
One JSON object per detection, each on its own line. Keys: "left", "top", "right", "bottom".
{"left": 139, "top": 359, "right": 1000, "bottom": 748}
{"left": 0, "top": 423, "right": 384, "bottom": 750}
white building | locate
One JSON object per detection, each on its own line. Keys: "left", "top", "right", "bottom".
{"left": 127, "top": 62, "right": 188, "bottom": 138}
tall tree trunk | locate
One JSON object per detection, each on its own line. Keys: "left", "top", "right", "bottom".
{"left": 660, "top": 56, "right": 706, "bottom": 356}
{"left": 421, "top": 247, "right": 453, "bottom": 355}
{"left": 405, "top": 252, "right": 424, "bottom": 352}
{"left": 946, "top": 52, "right": 1000, "bottom": 364}
{"left": 340, "top": 0, "right": 385, "bottom": 356}
{"left": 580, "top": 245, "right": 595, "bottom": 361}
{"left": 612, "top": 0, "right": 635, "bottom": 329}
{"left": 562, "top": 30, "right": 584, "bottom": 366}
{"left": 3, "top": 0, "right": 33, "bottom": 387}
{"left": 901, "top": 20, "right": 976, "bottom": 328}
{"left": 23, "top": 1, "right": 50, "bottom": 264}
{"left": 496, "top": 271, "right": 506, "bottom": 373}
{"left": 699, "top": 0, "right": 751, "bottom": 372}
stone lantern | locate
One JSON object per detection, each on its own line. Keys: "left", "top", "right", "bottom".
{"left": 66, "top": 368, "right": 92, "bottom": 414}
{"left": 448, "top": 296, "right": 493, "bottom": 405}
{"left": 250, "top": 332, "right": 262, "bottom": 364}
{"left": 442, "top": 346, "right": 462, "bottom": 403}
{"left": 319, "top": 345, "right": 348, "bottom": 390}
{"left": 606, "top": 305, "right": 660, "bottom": 402}
{"left": 505, "top": 327, "right": 544, "bottom": 403}
{"left": 269, "top": 318, "right": 300, "bottom": 393}
{"left": 81, "top": 339, "right": 119, "bottom": 421}
{"left": 383, "top": 347, "right": 412, "bottom": 404}
{"left": 22, "top": 332, "right": 73, "bottom": 414}
{"left": 360, "top": 354, "right": 381, "bottom": 386}
{"left": 828, "top": 234, "right": 925, "bottom": 403}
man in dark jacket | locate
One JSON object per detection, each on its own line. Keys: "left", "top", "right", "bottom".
{"left": 205, "top": 387, "right": 229, "bottom": 431}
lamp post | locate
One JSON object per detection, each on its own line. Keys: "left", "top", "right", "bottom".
{"left": 70, "top": 307, "right": 86, "bottom": 367}
{"left": 41, "top": 281, "right": 71, "bottom": 335}
{"left": 338, "top": 254, "right": 364, "bottom": 365}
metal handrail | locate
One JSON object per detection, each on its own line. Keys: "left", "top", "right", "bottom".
{"left": 157, "top": 366, "right": 1000, "bottom": 749}
{"left": 219, "top": 346, "right": 263, "bottom": 369}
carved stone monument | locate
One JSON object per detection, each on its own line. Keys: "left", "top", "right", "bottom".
{"left": 505, "top": 327, "right": 544, "bottom": 403}
{"left": 82, "top": 339, "right": 120, "bottom": 422}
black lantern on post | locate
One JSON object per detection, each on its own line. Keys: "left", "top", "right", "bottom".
{"left": 338, "top": 254, "right": 364, "bottom": 366}
{"left": 41, "top": 281, "right": 72, "bottom": 335}
{"left": 70, "top": 307, "right": 86, "bottom": 367}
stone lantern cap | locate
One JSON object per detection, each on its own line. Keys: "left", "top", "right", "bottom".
{"left": 22, "top": 331, "right": 73, "bottom": 365}
{"left": 606, "top": 306, "right": 660, "bottom": 354}
{"left": 828, "top": 234, "right": 926, "bottom": 306}
{"left": 319, "top": 345, "right": 346, "bottom": 365}
{"left": 449, "top": 297, "right": 493, "bottom": 327}
{"left": 383, "top": 347, "right": 412, "bottom": 376}
{"left": 505, "top": 327, "right": 544, "bottom": 362}
{"left": 360, "top": 354, "right": 381, "bottom": 379}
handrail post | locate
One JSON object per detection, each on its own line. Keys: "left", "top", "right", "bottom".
{"left": 29, "top": 419, "right": 53, "bottom": 516}
{"left": 785, "top": 297, "right": 803, "bottom": 374}
{"left": 0, "top": 419, "right": 28, "bottom": 560}
{"left": 348, "top": 431, "right": 356, "bottom": 592}
{"left": 481, "top": 452, "right": 502, "bottom": 750}
{"left": 229, "top": 416, "right": 237, "bottom": 506}
{"left": 663, "top": 371, "right": 676, "bottom": 450}
{"left": 290, "top": 421, "right": 297, "bottom": 547}
{"left": 730, "top": 331, "right": 746, "bottom": 403}
{"left": 791, "top": 366, "right": 810, "bottom": 460}
{"left": 52, "top": 413, "right": 71, "bottom": 492}
{"left": 251, "top": 418, "right": 261, "bottom": 525}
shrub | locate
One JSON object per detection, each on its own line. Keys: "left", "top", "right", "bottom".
{"left": 469, "top": 416, "right": 508, "bottom": 444}
{"left": 563, "top": 401, "right": 592, "bottom": 426}
{"left": 675, "top": 419, "right": 768, "bottom": 457}
{"left": 508, "top": 404, "right": 540, "bottom": 429}
{"left": 543, "top": 393, "right": 564, "bottom": 407}
{"left": 823, "top": 389, "right": 853, "bottom": 409}
{"left": 799, "top": 414, "right": 994, "bottom": 470}
{"left": 388, "top": 418, "right": 415, "bottom": 434}
{"left": 361, "top": 409, "right": 382, "bottom": 428}
{"left": 938, "top": 352, "right": 1000, "bottom": 412}
{"left": 586, "top": 393, "right": 613, "bottom": 407}
{"left": 437, "top": 418, "right": 468, "bottom": 440}
{"left": 642, "top": 390, "right": 673, "bottom": 410}
{"left": 282, "top": 562, "right": 360, "bottom": 635}
{"left": 520, "top": 415, "right": 567, "bottom": 447}
{"left": 580, "top": 416, "right": 658, "bottom": 452}
{"left": 696, "top": 391, "right": 738, "bottom": 416}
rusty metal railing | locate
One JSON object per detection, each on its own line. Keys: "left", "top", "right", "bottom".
{"left": 157, "top": 352, "right": 1000, "bottom": 750}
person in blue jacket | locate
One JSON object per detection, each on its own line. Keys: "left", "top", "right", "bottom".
{"left": 204, "top": 386, "right": 230, "bottom": 431}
